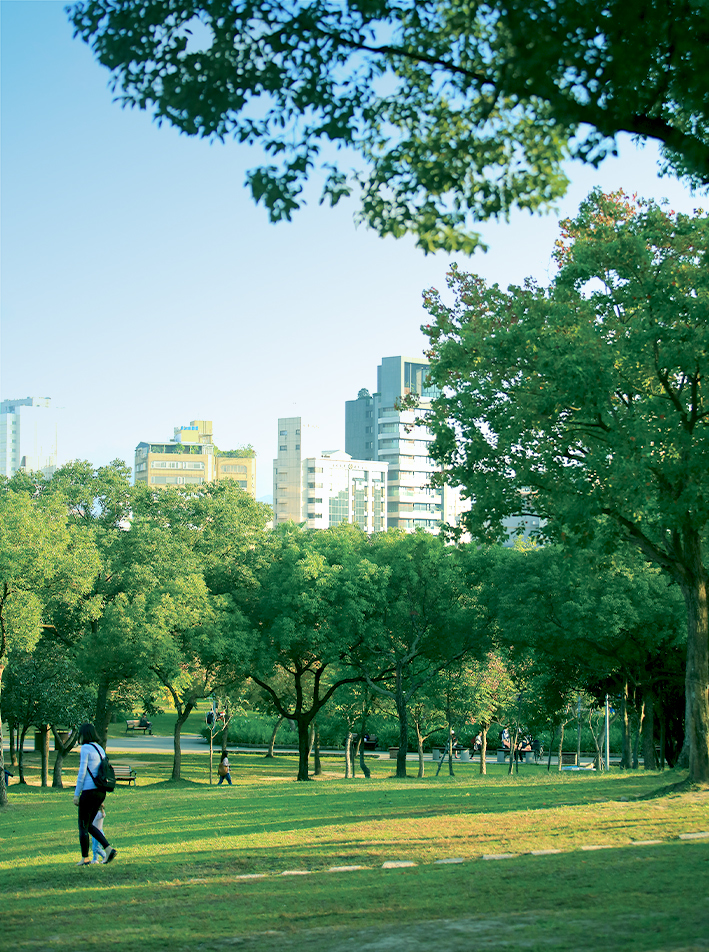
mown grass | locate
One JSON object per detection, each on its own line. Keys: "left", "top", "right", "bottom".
{"left": 1, "top": 753, "right": 708, "bottom": 952}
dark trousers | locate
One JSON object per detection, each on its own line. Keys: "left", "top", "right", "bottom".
{"left": 78, "top": 789, "right": 109, "bottom": 858}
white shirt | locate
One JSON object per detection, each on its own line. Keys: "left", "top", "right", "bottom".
{"left": 74, "top": 742, "right": 105, "bottom": 796}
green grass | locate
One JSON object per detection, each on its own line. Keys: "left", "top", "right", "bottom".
{"left": 105, "top": 705, "right": 209, "bottom": 739}
{"left": 1, "top": 753, "right": 708, "bottom": 952}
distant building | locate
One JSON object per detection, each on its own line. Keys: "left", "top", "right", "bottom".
{"left": 0, "top": 397, "right": 60, "bottom": 478}
{"left": 345, "top": 356, "right": 467, "bottom": 533}
{"left": 134, "top": 419, "right": 256, "bottom": 496}
{"left": 272, "top": 417, "right": 388, "bottom": 531}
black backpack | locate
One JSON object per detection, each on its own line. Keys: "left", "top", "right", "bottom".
{"left": 88, "top": 743, "right": 117, "bottom": 793}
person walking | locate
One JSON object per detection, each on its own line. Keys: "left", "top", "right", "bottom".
{"left": 217, "top": 752, "right": 232, "bottom": 785}
{"left": 73, "top": 723, "right": 117, "bottom": 866}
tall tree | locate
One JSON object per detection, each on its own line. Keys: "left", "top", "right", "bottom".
{"left": 1, "top": 644, "right": 94, "bottom": 787}
{"left": 491, "top": 543, "right": 687, "bottom": 767}
{"left": 69, "top": 1, "right": 709, "bottom": 253}
{"left": 353, "top": 531, "right": 492, "bottom": 778}
{"left": 132, "top": 481, "right": 271, "bottom": 779}
{"left": 241, "top": 524, "right": 375, "bottom": 781}
{"left": 0, "top": 488, "right": 98, "bottom": 805}
{"left": 423, "top": 191, "right": 709, "bottom": 781}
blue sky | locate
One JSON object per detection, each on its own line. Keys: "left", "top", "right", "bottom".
{"left": 1, "top": 0, "right": 705, "bottom": 497}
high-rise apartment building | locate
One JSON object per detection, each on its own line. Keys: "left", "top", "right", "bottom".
{"left": 134, "top": 419, "right": 256, "bottom": 496}
{"left": 0, "top": 397, "right": 60, "bottom": 478}
{"left": 345, "top": 356, "right": 467, "bottom": 532}
{"left": 273, "top": 417, "right": 388, "bottom": 531}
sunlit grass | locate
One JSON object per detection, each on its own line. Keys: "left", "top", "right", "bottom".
{"left": 1, "top": 754, "right": 707, "bottom": 951}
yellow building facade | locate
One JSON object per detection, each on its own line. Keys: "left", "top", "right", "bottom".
{"left": 134, "top": 420, "right": 256, "bottom": 497}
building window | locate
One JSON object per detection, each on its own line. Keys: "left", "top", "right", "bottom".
{"left": 295, "top": 444, "right": 300, "bottom": 450}
{"left": 365, "top": 442, "right": 373, "bottom": 449}
{"left": 308, "top": 497, "right": 323, "bottom": 504}
{"left": 279, "top": 430, "right": 287, "bottom": 436}
{"left": 280, "top": 445, "right": 287, "bottom": 451}
{"left": 365, "top": 426, "right": 372, "bottom": 433}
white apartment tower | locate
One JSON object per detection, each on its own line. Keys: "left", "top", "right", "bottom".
{"left": 0, "top": 397, "right": 60, "bottom": 479}
{"left": 273, "top": 418, "right": 388, "bottom": 531}
{"left": 345, "top": 356, "right": 467, "bottom": 532}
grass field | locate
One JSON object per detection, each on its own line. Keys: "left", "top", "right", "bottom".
{"left": 1, "top": 751, "right": 708, "bottom": 952}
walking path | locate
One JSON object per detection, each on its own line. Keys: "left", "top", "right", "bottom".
{"left": 151, "top": 830, "right": 709, "bottom": 889}
{"left": 4, "top": 733, "right": 617, "bottom": 766}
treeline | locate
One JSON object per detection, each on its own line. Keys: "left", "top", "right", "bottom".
{"left": 0, "top": 462, "right": 687, "bottom": 800}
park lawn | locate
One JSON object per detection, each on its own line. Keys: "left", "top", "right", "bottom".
{"left": 105, "top": 706, "right": 209, "bottom": 739}
{"left": 1, "top": 757, "right": 707, "bottom": 952}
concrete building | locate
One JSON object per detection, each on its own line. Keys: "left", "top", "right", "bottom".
{"left": 273, "top": 417, "right": 387, "bottom": 531}
{"left": 345, "top": 356, "right": 468, "bottom": 533}
{"left": 134, "top": 419, "right": 256, "bottom": 496}
{"left": 0, "top": 397, "right": 60, "bottom": 478}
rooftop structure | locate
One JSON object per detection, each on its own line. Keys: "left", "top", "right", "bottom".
{"left": 134, "top": 419, "right": 256, "bottom": 496}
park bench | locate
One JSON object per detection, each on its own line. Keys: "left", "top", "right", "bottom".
{"left": 560, "top": 752, "right": 578, "bottom": 766}
{"left": 126, "top": 719, "right": 152, "bottom": 734}
{"left": 112, "top": 764, "right": 137, "bottom": 785}
{"left": 362, "top": 736, "right": 378, "bottom": 751}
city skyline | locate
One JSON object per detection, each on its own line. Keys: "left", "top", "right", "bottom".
{"left": 2, "top": 2, "right": 705, "bottom": 498}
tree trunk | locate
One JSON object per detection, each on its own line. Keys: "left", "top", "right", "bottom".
{"left": 344, "top": 730, "right": 354, "bottom": 778}
{"left": 394, "top": 667, "right": 408, "bottom": 779}
{"left": 632, "top": 701, "right": 644, "bottom": 770}
{"left": 266, "top": 716, "right": 284, "bottom": 758}
{"left": 620, "top": 684, "right": 632, "bottom": 769}
{"left": 313, "top": 722, "right": 322, "bottom": 776}
{"left": 358, "top": 737, "right": 371, "bottom": 779}
{"left": 414, "top": 721, "right": 425, "bottom": 778}
{"left": 39, "top": 724, "right": 50, "bottom": 787}
{"left": 18, "top": 724, "right": 29, "bottom": 783}
{"left": 679, "top": 558, "right": 709, "bottom": 783}
{"left": 51, "top": 727, "right": 78, "bottom": 789}
{"left": 9, "top": 722, "right": 17, "bottom": 767}
{"left": 557, "top": 724, "right": 564, "bottom": 773}
{"left": 447, "top": 726, "right": 456, "bottom": 777}
{"left": 220, "top": 698, "right": 230, "bottom": 757}
{"left": 94, "top": 680, "right": 112, "bottom": 748}
{"left": 0, "top": 669, "right": 7, "bottom": 807}
{"left": 642, "top": 686, "right": 657, "bottom": 770}
{"left": 479, "top": 726, "right": 487, "bottom": 775}
{"left": 358, "top": 708, "right": 371, "bottom": 779}
{"left": 172, "top": 702, "right": 195, "bottom": 781}
{"left": 296, "top": 717, "right": 311, "bottom": 781}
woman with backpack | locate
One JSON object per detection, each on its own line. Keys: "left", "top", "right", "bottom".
{"left": 73, "top": 723, "right": 117, "bottom": 866}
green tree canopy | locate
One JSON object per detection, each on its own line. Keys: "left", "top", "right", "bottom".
{"left": 0, "top": 487, "right": 99, "bottom": 804}
{"left": 422, "top": 190, "right": 709, "bottom": 781}
{"left": 241, "top": 523, "right": 376, "bottom": 781}
{"left": 69, "top": 0, "right": 709, "bottom": 253}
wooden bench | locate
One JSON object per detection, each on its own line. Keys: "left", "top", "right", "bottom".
{"left": 112, "top": 764, "right": 137, "bottom": 785}
{"left": 125, "top": 719, "right": 152, "bottom": 734}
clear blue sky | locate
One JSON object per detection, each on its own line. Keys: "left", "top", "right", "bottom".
{"left": 1, "top": 0, "right": 704, "bottom": 497}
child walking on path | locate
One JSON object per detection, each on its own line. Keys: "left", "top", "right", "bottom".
{"left": 91, "top": 804, "right": 107, "bottom": 863}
